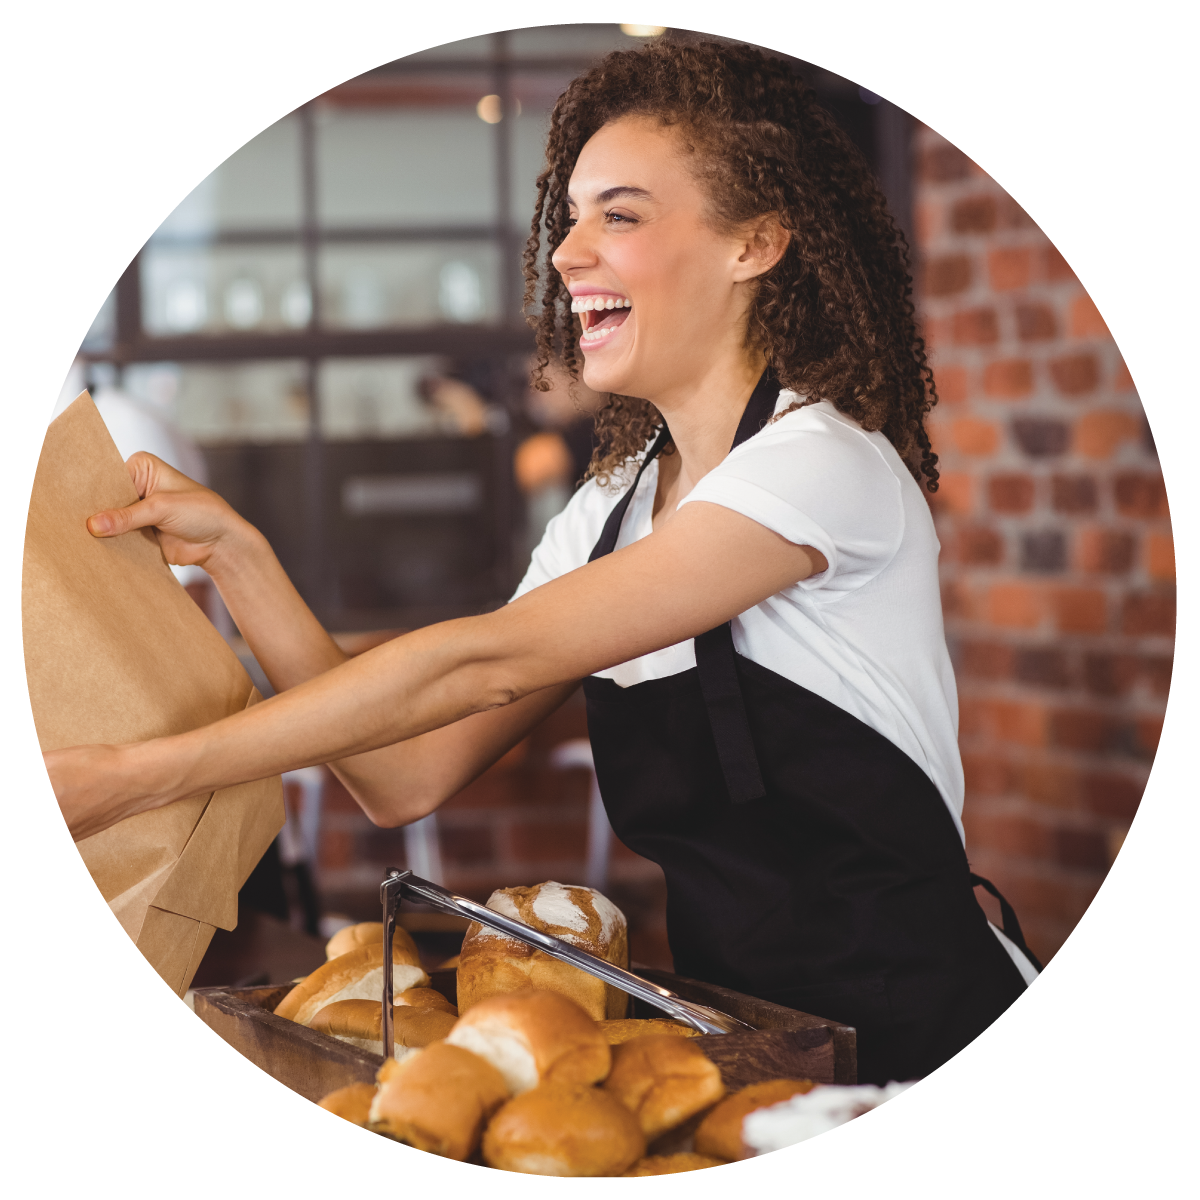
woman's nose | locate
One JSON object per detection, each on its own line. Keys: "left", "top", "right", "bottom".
{"left": 551, "top": 219, "right": 598, "bottom": 278}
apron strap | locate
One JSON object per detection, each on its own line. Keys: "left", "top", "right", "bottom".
{"left": 971, "top": 873, "right": 1044, "bottom": 972}
{"left": 587, "top": 424, "right": 674, "bottom": 563}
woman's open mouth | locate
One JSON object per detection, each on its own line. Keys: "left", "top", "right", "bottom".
{"left": 572, "top": 294, "right": 632, "bottom": 348}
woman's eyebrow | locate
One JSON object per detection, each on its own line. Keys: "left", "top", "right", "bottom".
{"left": 566, "top": 186, "right": 654, "bottom": 206}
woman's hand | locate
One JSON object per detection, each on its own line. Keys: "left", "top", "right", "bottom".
{"left": 87, "top": 453, "right": 251, "bottom": 577}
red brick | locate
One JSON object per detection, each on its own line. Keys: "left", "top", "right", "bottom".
{"left": 1052, "top": 475, "right": 1098, "bottom": 514}
{"left": 988, "top": 473, "right": 1035, "bottom": 513}
{"left": 1082, "top": 654, "right": 1139, "bottom": 697}
{"left": 1135, "top": 716, "right": 1163, "bottom": 758}
{"left": 962, "top": 752, "right": 1013, "bottom": 794}
{"left": 935, "top": 364, "right": 969, "bottom": 405}
{"left": 926, "top": 254, "right": 973, "bottom": 295}
{"left": 320, "top": 829, "right": 354, "bottom": 870}
{"left": 440, "top": 826, "right": 497, "bottom": 866}
{"left": 1012, "top": 417, "right": 1069, "bottom": 458}
{"left": 950, "top": 193, "right": 997, "bottom": 232}
{"left": 1074, "top": 411, "right": 1140, "bottom": 458}
{"left": 997, "top": 196, "right": 1037, "bottom": 230}
{"left": 958, "top": 695, "right": 989, "bottom": 739}
{"left": 931, "top": 470, "right": 973, "bottom": 515}
{"left": 941, "top": 579, "right": 977, "bottom": 619}
{"left": 951, "top": 417, "right": 1000, "bottom": 456}
{"left": 1113, "top": 472, "right": 1168, "bottom": 518}
{"left": 960, "top": 640, "right": 1013, "bottom": 680}
{"left": 1042, "top": 245, "right": 1076, "bottom": 282}
{"left": 1015, "top": 760, "right": 1081, "bottom": 809}
{"left": 920, "top": 143, "right": 974, "bottom": 182}
{"left": 987, "top": 582, "right": 1042, "bottom": 628}
{"left": 1069, "top": 293, "right": 1110, "bottom": 338}
{"left": 322, "top": 772, "right": 365, "bottom": 814}
{"left": 1049, "top": 353, "right": 1100, "bottom": 396}
{"left": 1121, "top": 592, "right": 1175, "bottom": 637}
{"left": 993, "top": 700, "right": 1048, "bottom": 747}
{"left": 1146, "top": 532, "right": 1175, "bottom": 582}
{"left": 969, "top": 812, "right": 1049, "bottom": 859}
{"left": 1142, "top": 656, "right": 1173, "bottom": 697}
{"left": 987, "top": 247, "right": 1033, "bottom": 291}
{"left": 957, "top": 525, "right": 1005, "bottom": 564}
{"left": 1015, "top": 302, "right": 1057, "bottom": 341}
{"left": 953, "top": 307, "right": 1000, "bottom": 345}
{"left": 913, "top": 199, "right": 941, "bottom": 245}
{"left": 1077, "top": 528, "right": 1135, "bottom": 574}
{"left": 1053, "top": 828, "right": 1110, "bottom": 871}
{"left": 509, "top": 819, "right": 588, "bottom": 862}
{"left": 1113, "top": 357, "right": 1135, "bottom": 391}
{"left": 1082, "top": 773, "right": 1143, "bottom": 820}
{"left": 1013, "top": 646, "right": 1070, "bottom": 688}
{"left": 1050, "top": 587, "right": 1107, "bottom": 634}
{"left": 982, "top": 358, "right": 1033, "bottom": 399}
{"left": 1049, "top": 708, "right": 1120, "bottom": 753}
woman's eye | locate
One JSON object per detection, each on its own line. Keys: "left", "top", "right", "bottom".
{"left": 605, "top": 211, "right": 636, "bottom": 225}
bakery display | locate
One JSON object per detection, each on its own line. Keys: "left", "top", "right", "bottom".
{"left": 395, "top": 987, "right": 457, "bottom": 1016}
{"left": 274, "top": 943, "right": 429, "bottom": 1026}
{"left": 308, "top": 1000, "right": 456, "bottom": 1058}
{"left": 457, "top": 881, "right": 629, "bottom": 1020}
{"left": 622, "top": 1153, "right": 729, "bottom": 1176}
{"left": 695, "top": 1078, "right": 819, "bottom": 1161}
{"left": 445, "top": 989, "right": 611, "bottom": 1093}
{"left": 368, "top": 1042, "right": 509, "bottom": 1161}
{"left": 317, "top": 1082, "right": 376, "bottom": 1126}
{"left": 482, "top": 1082, "right": 645, "bottom": 1176}
{"left": 603, "top": 1034, "right": 726, "bottom": 1140}
{"left": 325, "top": 920, "right": 421, "bottom": 963}
{"left": 599, "top": 1018, "right": 701, "bottom": 1044}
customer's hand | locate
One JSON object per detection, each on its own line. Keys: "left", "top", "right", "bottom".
{"left": 45, "top": 742, "right": 166, "bottom": 842}
{"left": 86, "top": 453, "right": 253, "bottom": 577}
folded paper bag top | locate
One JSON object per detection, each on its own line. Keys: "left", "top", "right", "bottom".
{"left": 22, "top": 393, "right": 284, "bottom": 995}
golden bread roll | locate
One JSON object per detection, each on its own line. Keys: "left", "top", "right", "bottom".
{"left": 599, "top": 1018, "right": 701, "bottom": 1045}
{"left": 396, "top": 987, "right": 457, "bottom": 1016}
{"left": 603, "top": 1035, "right": 726, "bottom": 1140}
{"left": 623, "top": 1153, "right": 728, "bottom": 1176}
{"left": 368, "top": 1042, "right": 508, "bottom": 1160}
{"left": 482, "top": 1082, "right": 645, "bottom": 1176}
{"left": 324, "top": 920, "right": 421, "bottom": 963}
{"left": 274, "top": 944, "right": 429, "bottom": 1026}
{"left": 458, "top": 882, "right": 629, "bottom": 1020}
{"left": 445, "top": 989, "right": 611, "bottom": 1094}
{"left": 309, "top": 1000, "right": 457, "bottom": 1058}
{"left": 317, "top": 1082, "right": 376, "bottom": 1126}
{"left": 694, "top": 1079, "right": 818, "bottom": 1161}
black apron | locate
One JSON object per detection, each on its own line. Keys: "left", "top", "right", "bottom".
{"left": 583, "top": 371, "right": 1037, "bottom": 1084}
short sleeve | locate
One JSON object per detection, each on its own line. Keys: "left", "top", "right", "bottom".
{"left": 677, "top": 405, "right": 905, "bottom": 595}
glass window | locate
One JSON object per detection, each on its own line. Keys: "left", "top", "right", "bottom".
{"left": 509, "top": 24, "right": 646, "bottom": 57}
{"left": 510, "top": 73, "right": 575, "bottom": 229}
{"left": 80, "top": 288, "right": 117, "bottom": 354}
{"left": 164, "top": 360, "right": 310, "bottom": 443}
{"left": 316, "top": 106, "right": 496, "bottom": 227}
{"left": 318, "top": 241, "right": 500, "bottom": 329}
{"left": 141, "top": 244, "right": 308, "bottom": 336}
{"left": 319, "top": 356, "right": 445, "bottom": 440}
{"left": 399, "top": 34, "right": 494, "bottom": 61}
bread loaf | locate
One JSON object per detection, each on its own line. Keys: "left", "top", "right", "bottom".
{"left": 603, "top": 1035, "right": 726, "bottom": 1140}
{"left": 317, "top": 1082, "right": 376, "bottom": 1126}
{"left": 308, "top": 999, "right": 456, "bottom": 1058}
{"left": 396, "top": 987, "right": 457, "bottom": 1016}
{"left": 274, "top": 943, "right": 428, "bottom": 1026}
{"left": 368, "top": 1042, "right": 508, "bottom": 1160}
{"left": 622, "top": 1153, "right": 728, "bottom": 1175}
{"left": 445, "top": 989, "right": 611, "bottom": 1095}
{"left": 457, "top": 882, "right": 628, "bottom": 1020}
{"left": 694, "top": 1079, "right": 818, "bottom": 1161}
{"left": 599, "top": 1018, "right": 701, "bottom": 1045}
{"left": 324, "top": 920, "right": 421, "bottom": 963}
{"left": 482, "top": 1082, "right": 645, "bottom": 1176}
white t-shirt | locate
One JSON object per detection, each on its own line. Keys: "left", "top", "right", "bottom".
{"left": 513, "top": 391, "right": 1040, "bottom": 986}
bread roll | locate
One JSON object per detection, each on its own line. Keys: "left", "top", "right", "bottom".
{"left": 396, "top": 987, "right": 457, "bottom": 1016}
{"left": 482, "top": 1082, "right": 645, "bottom": 1176}
{"left": 274, "top": 944, "right": 428, "bottom": 1026}
{"left": 458, "top": 882, "right": 628, "bottom": 1020}
{"left": 445, "top": 989, "right": 610, "bottom": 1094}
{"left": 599, "top": 1018, "right": 701, "bottom": 1045}
{"left": 324, "top": 920, "right": 421, "bottom": 963}
{"left": 368, "top": 1042, "right": 508, "bottom": 1160}
{"left": 317, "top": 1082, "right": 376, "bottom": 1126}
{"left": 603, "top": 1035, "right": 726, "bottom": 1140}
{"left": 623, "top": 1153, "right": 728, "bottom": 1176}
{"left": 309, "top": 1000, "right": 457, "bottom": 1058}
{"left": 694, "top": 1079, "right": 818, "bottom": 1161}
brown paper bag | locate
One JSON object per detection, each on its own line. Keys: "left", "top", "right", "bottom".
{"left": 23, "top": 393, "right": 284, "bottom": 995}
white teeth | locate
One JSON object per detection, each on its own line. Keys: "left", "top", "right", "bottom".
{"left": 570, "top": 296, "right": 630, "bottom": 313}
{"left": 604, "top": 297, "right": 615, "bottom": 310}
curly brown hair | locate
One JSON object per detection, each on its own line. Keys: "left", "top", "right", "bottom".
{"left": 522, "top": 38, "right": 940, "bottom": 491}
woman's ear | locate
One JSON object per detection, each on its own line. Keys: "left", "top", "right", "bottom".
{"left": 731, "top": 214, "right": 790, "bottom": 282}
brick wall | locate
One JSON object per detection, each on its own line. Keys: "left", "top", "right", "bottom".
{"left": 914, "top": 126, "right": 1174, "bottom": 964}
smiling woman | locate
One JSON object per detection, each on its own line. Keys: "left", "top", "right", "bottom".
{"left": 47, "top": 36, "right": 1036, "bottom": 1088}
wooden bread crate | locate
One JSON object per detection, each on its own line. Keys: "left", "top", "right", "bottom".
{"left": 193, "top": 967, "right": 856, "bottom": 1104}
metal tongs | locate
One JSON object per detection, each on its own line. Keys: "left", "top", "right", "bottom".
{"left": 380, "top": 868, "right": 754, "bottom": 1058}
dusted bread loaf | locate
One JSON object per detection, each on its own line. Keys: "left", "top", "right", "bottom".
{"left": 317, "top": 1082, "right": 376, "bottom": 1126}
{"left": 395, "top": 986, "right": 457, "bottom": 1016}
{"left": 324, "top": 920, "right": 421, "bottom": 963}
{"left": 458, "top": 881, "right": 629, "bottom": 1020}
{"left": 603, "top": 1035, "right": 726, "bottom": 1140}
{"left": 445, "top": 989, "right": 611, "bottom": 1094}
{"left": 274, "top": 943, "right": 429, "bottom": 1026}
{"left": 369, "top": 1042, "right": 509, "bottom": 1160}
{"left": 309, "top": 1000, "right": 456, "bottom": 1058}
{"left": 482, "top": 1082, "right": 645, "bottom": 1176}
{"left": 694, "top": 1079, "right": 819, "bottom": 1161}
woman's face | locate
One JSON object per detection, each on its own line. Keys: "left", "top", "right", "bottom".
{"left": 552, "top": 116, "right": 778, "bottom": 401}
